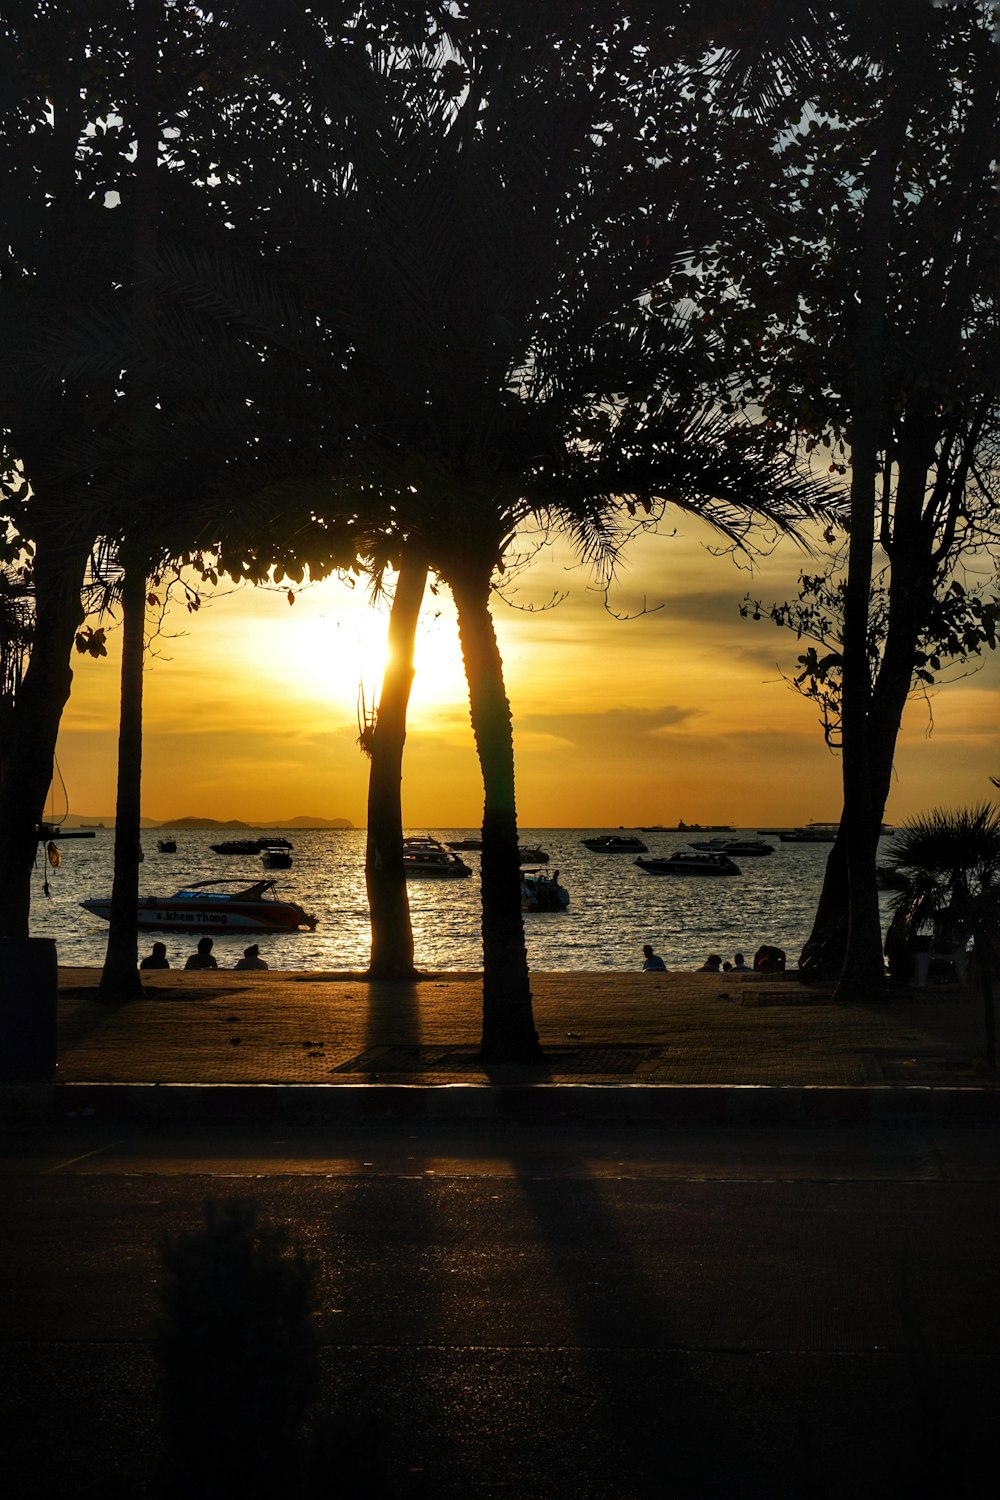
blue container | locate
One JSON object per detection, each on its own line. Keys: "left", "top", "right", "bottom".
{"left": 0, "top": 937, "right": 58, "bottom": 1080}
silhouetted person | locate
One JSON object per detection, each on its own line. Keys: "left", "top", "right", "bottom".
{"left": 140, "top": 941, "right": 169, "bottom": 970}
{"left": 698, "top": 953, "right": 723, "bottom": 973}
{"left": 234, "top": 943, "right": 268, "bottom": 971}
{"left": 884, "top": 911, "right": 915, "bottom": 984}
{"left": 184, "top": 936, "right": 218, "bottom": 970}
{"left": 642, "top": 944, "right": 666, "bottom": 972}
{"left": 732, "top": 952, "right": 751, "bottom": 972}
{"left": 753, "top": 945, "right": 786, "bottom": 973}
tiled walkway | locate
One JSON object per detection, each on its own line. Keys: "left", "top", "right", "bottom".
{"left": 54, "top": 967, "right": 991, "bottom": 1088}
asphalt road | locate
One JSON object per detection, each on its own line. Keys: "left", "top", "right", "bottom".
{"left": 3, "top": 1122, "right": 999, "bottom": 1499}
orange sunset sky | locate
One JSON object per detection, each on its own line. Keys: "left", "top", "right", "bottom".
{"left": 51, "top": 515, "right": 1000, "bottom": 830}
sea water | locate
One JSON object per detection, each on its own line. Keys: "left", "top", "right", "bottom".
{"left": 30, "top": 827, "right": 902, "bottom": 974}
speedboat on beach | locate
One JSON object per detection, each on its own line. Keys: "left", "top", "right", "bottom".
{"left": 520, "top": 870, "right": 569, "bottom": 912}
{"left": 635, "top": 851, "right": 741, "bottom": 877}
{"left": 403, "top": 837, "right": 473, "bottom": 879}
{"left": 80, "top": 878, "right": 318, "bottom": 933}
{"left": 582, "top": 835, "right": 648, "bottom": 854}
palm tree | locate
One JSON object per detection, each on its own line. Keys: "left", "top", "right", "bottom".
{"left": 887, "top": 804, "right": 1000, "bottom": 1070}
{"left": 146, "top": 3, "right": 838, "bottom": 1058}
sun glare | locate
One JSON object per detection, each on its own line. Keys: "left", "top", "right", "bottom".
{"left": 289, "top": 610, "right": 389, "bottom": 705}
{"left": 266, "top": 577, "right": 470, "bottom": 720}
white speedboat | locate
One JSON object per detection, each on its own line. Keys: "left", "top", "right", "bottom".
{"left": 635, "top": 851, "right": 741, "bottom": 877}
{"left": 520, "top": 870, "right": 569, "bottom": 912}
{"left": 403, "top": 837, "right": 473, "bottom": 879}
{"left": 81, "top": 879, "right": 318, "bottom": 933}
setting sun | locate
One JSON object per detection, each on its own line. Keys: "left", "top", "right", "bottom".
{"left": 48, "top": 525, "right": 1000, "bottom": 830}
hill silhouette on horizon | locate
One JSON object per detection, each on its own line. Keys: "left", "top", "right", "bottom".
{"left": 60, "top": 813, "right": 356, "bottom": 830}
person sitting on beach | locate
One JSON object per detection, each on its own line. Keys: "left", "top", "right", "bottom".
{"left": 641, "top": 943, "right": 667, "bottom": 971}
{"left": 753, "top": 945, "right": 786, "bottom": 973}
{"left": 732, "top": 953, "right": 751, "bottom": 972}
{"left": 139, "top": 941, "right": 169, "bottom": 970}
{"left": 184, "top": 936, "right": 218, "bottom": 971}
{"left": 698, "top": 953, "right": 723, "bottom": 973}
{"left": 234, "top": 943, "right": 268, "bottom": 971}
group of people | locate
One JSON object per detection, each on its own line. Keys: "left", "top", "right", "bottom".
{"left": 139, "top": 937, "right": 268, "bottom": 971}
{"left": 641, "top": 944, "right": 786, "bottom": 974}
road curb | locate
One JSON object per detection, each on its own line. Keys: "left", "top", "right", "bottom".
{"left": 16, "top": 1080, "right": 1000, "bottom": 1126}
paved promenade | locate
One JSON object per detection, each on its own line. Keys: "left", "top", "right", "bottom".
{"left": 3, "top": 967, "right": 996, "bottom": 1497}
{"left": 44, "top": 964, "right": 995, "bottom": 1115}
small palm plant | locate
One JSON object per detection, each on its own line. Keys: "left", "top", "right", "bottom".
{"left": 887, "top": 803, "right": 1000, "bottom": 1070}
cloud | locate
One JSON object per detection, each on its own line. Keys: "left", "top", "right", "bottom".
{"left": 515, "top": 705, "right": 702, "bottom": 746}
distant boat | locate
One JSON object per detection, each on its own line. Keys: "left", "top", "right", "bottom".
{"left": 81, "top": 878, "right": 317, "bottom": 933}
{"left": 642, "top": 821, "right": 733, "bottom": 832}
{"left": 157, "top": 839, "right": 177, "bottom": 854}
{"left": 582, "top": 835, "right": 648, "bottom": 854}
{"left": 689, "top": 838, "right": 774, "bottom": 857}
{"left": 635, "top": 851, "right": 741, "bottom": 877}
{"left": 517, "top": 845, "right": 549, "bottom": 864}
{"left": 211, "top": 837, "right": 294, "bottom": 855}
{"left": 779, "top": 823, "right": 840, "bottom": 843}
{"left": 403, "top": 837, "right": 473, "bottom": 879}
{"left": 779, "top": 822, "right": 894, "bottom": 842}
{"left": 260, "top": 848, "right": 293, "bottom": 869}
{"left": 448, "top": 837, "right": 483, "bottom": 850}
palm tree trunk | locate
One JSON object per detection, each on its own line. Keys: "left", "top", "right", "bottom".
{"left": 365, "top": 553, "right": 426, "bottom": 980}
{"left": 801, "top": 462, "right": 939, "bottom": 982}
{"left": 99, "top": 562, "right": 147, "bottom": 999}
{"left": 834, "top": 46, "right": 922, "bottom": 1000}
{"left": 977, "top": 930, "right": 996, "bottom": 1074}
{"left": 0, "top": 527, "right": 91, "bottom": 939}
{"left": 449, "top": 560, "right": 541, "bottom": 1063}
{"left": 98, "top": 0, "right": 158, "bottom": 999}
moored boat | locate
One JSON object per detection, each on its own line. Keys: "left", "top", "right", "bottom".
{"left": 261, "top": 848, "right": 293, "bottom": 869}
{"left": 517, "top": 845, "right": 549, "bottom": 864}
{"left": 778, "top": 823, "right": 840, "bottom": 843}
{"left": 520, "top": 870, "right": 569, "bottom": 912}
{"left": 582, "top": 835, "right": 648, "bottom": 854}
{"left": 80, "top": 878, "right": 317, "bottom": 933}
{"left": 211, "top": 836, "right": 295, "bottom": 855}
{"left": 689, "top": 838, "right": 774, "bottom": 856}
{"left": 635, "top": 851, "right": 741, "bottom": 877}
{"left": 403, "top": 837, "right": 473, "bottom": 879}
{"left": 157, "top": 839, "right": 177, "bottom": 854}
